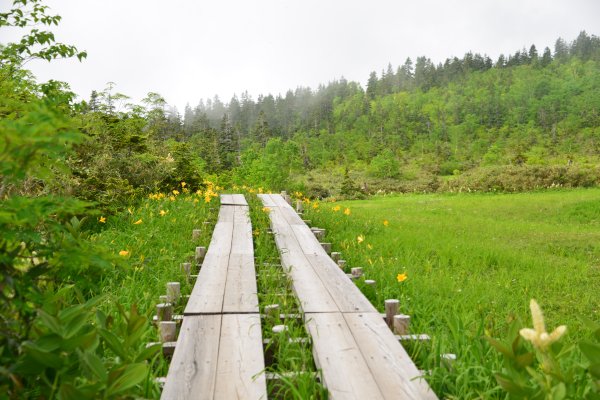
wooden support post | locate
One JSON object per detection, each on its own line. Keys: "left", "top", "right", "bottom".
{"left": 331, "top": 252, "right": 341, "bottom": 262}
{"left": 296, "top": 200, "right": 304, "bottom": 214}
{"left": 159, "top": 295, "right": 168, "bottom": 303}
{"left": 264, "top": 304, "right": 281, "bottom": 324}
{"left": 192, "top": 229, "right": 201, "bottom": 241}
{"left": 337, "top": 259, "right": 346, "bottom": 270}
{"left": 181, "top": 262, "right": 191, "bottom": 278}
{"left": 203, "top": 221, "right": 211, "bottom": 228}
{"left": 166, "top": 282, "right": 181, "bottom": 304}
{"left": 195, "top": 246, "right": 206, "bottom": 263}
{"left": 156, "top": 303, "right": 173, "bottom": 321}
{"left": 320, "top": 242, "right": 332, "bottom": 254}
{"left": 159, "top": 321, "right": 177, "bottom": 342}
{"left": 393, "top": 314, "right": 411, "bottom": 335}
{"left": 351, "top": 267, "right": 363, "bottom": 278}
{"left": 384, "top": 299, "right": 400, "bottom": 330}
{"left": 302, "top": 219, "right": 311, "bottom": 225}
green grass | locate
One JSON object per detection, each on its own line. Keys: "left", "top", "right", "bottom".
{"left": 303, "top": 188, "right": 600, "bottom": 398}
{"left": 91, "top": 188, "right": 217, "bottom": 391}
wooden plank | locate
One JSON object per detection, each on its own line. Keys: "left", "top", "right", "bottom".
{"left": 231, "top": 206, "right": 253, "bottom": 255}
{"left": 343, "top": 313, "right": 438, "bottom": 399}
{"left": 305, "top": 313, "right": 384, "bottom": 399}
{"left": 184, "top": 222, "right": 233, "bottom": 315}
{"left": 222, "top": 253, "right": 259, "bottom": 313}
{"left": 214, "top": 314, "right": 267, "bottom": 399}
{"left": 305, "top": 254, "right": 378, "bottom": 313}
{"left": 266, "top": 202, "right": 337, "bottom": 313}
{"left": 231, "top": 194, "right": 249, "bottom": 206}
{"left": 217, "top": 205, "right": 235, "bottom": 223}
{"left": 220, "top": 194, "right": 233, "bottom": 205}
{"left": 257, "top": 194, "right": 277, "bottom": 208}
{"left": 220, "top": 194, "right": 249, "bottom": 206}
{"left": 161, "top": 315, "right": 221, "bottom": 400}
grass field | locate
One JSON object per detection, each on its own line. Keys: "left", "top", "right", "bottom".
{"left": 303, "top": 188, "right": 600, "bottom": 398}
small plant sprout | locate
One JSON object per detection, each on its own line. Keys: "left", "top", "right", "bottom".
{"left": 519, "top": 299, "right": 567, "bottom": 352}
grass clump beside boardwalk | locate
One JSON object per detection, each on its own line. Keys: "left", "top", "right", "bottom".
{"left": 303, "top": 188, "right": 600, "bottom": 398}
{"left": 92, "top": 185, "right": 218, "bottom": 387}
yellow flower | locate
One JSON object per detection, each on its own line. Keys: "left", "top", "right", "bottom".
{"left": 159, "top": 210, "right": 167, "bottom": 216}
{"left": 253, "top": 229, "right": 260, "bottom": 236}
{"left": 367, "top": 244, "right": 373, "bottom": 250}
{"left": 312, "top": 202, "right": 319, "bottom": 209}
{"left": 181, "top": 182, "right": 186, "bottom": 187}
{"left": 193, "top": 198, "right": 199, "bottom": 203}
{"left": 383, "top": 220, "right": 389, "bottom": 227}
{"left": 332, "top": 205, "right": 341, "bottom": 212}
{"left": 133, "top": 219, "right": 142, "bottom": 225}
{"left": 262, "top": 207, "right": 271, "bottom": 213}
{"left": 258, "top": 187, "right": 264, "bottom": 194}
{"left": 172, "top": 189, "right": 180, "bottom": 195}
{"left": 119, "top": 250, "right": 129, "bottom": 256}
{"left": 344, "top": 208, "right": 351, "bottom": 215}
{"left": 519, "top": 299, "right": 567, "bottom": 351}
{"left": 357, "top": 235, "right": 364, "bottom": 244}
{"left": 127, "top": 208, "right": 133, "bottom": 214}
{"left": 99, "top": 216, "right": 106, "bottom": 223}
{"left": 397, "top": 273, "right": 408, "bottom": 282}
{"left": 169, "top": 196, "right": 176, "bottom": 202}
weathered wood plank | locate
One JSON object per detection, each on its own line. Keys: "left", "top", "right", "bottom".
{"left": 217, "top": 205, "right": 235, "bottom": 223}
{"left": 185, "top": 222, "right": 233, "bottom": 315}
{"left": 231, "top": 206, "right": 253, "bottom": 255}
{"left": 305, "top": 313, "right": 384, "bottom": 399}
{"left": 305, "top": 254, "right": 378, "bottom": 313}
{"left": 222, "top": 253, "right": 259, "bottom": 313}
{"left": 220, "top": 194, "right": 249, "bottom": 206}
{"left": 266, "top": 201, "right": 337, "bottom": 313}
{"left": 214, "top": 314, "right": 267, "bottom": 399}
{"left": 343, "top": 313, "right": 438, "bottom": 399}
{"left": 161, "top": 315, "right": 221, "bottom": 400}
{"left": 257, "top": 194, "right": 277, "bottom": 208}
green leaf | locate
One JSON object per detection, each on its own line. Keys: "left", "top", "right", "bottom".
{"left": 551, "top": 382, "right": 566, "bottom": 400}
{"left": 134, "top": 342, "right": 161, "bottom": 363}
{"left": 494, "top": 372, "right": 529, "bottom": 395}
{"left": 581, "top": 341, "right": 600, "bottom": 364}
{"left": 99, "top": 328, "right": 127, "bottom": 360}
{"left": 515, "top": 351, "right": 534, "bottom": 368}
{"left": 80, "top": 350, "right": 107, "bottom": 381}
{"left": 485, "top": 336, "right": 513, "bottom": 358}
{"left": 106, "top": 363, "right": 148, "bottom": 396}
{"left": 37, "top": 309, "right": 63, "bottom": 335}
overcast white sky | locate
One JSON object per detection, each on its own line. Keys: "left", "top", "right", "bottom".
{"left": 4, "top": 0, "right": 599, "bottom": 111}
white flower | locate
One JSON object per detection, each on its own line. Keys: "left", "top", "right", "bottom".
{"left": 519, "top": 299, "right": 566, "bottom": 351}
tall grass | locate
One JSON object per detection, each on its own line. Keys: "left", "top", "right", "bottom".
{"left": 303, "top": 188, "right": 600, "bottom": 398}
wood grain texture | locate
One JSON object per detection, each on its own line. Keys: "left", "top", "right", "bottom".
{"left": 214, "top": 314, "right": 267, "bottom": 399}
{"left": 257, "top": 194, "right": 277, "bottom": 208}
{"left": 185, "top": 222, "right": 233, "bottom": 315}
{"left": 220, "top": 194, "right": 249, "bottom": 206}
{"left": 305, "top": 313, "right": 385, "bottom": 400}
{"left": 161, "top": 315, "right": 221, "bottom": 400}
{"left": 343, "top": 313, "right": 438, "bottom": 399}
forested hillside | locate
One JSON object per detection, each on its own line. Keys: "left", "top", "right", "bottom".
{"left": 171, "top": 31, "right": 600, "bottom": 195}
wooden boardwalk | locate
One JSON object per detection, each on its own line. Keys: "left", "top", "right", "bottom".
{"left": 162, "top": 194, "right": 267, "bottom": 400}
{"left": 259, "top": 194, "right": 437, "bottom": 400}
